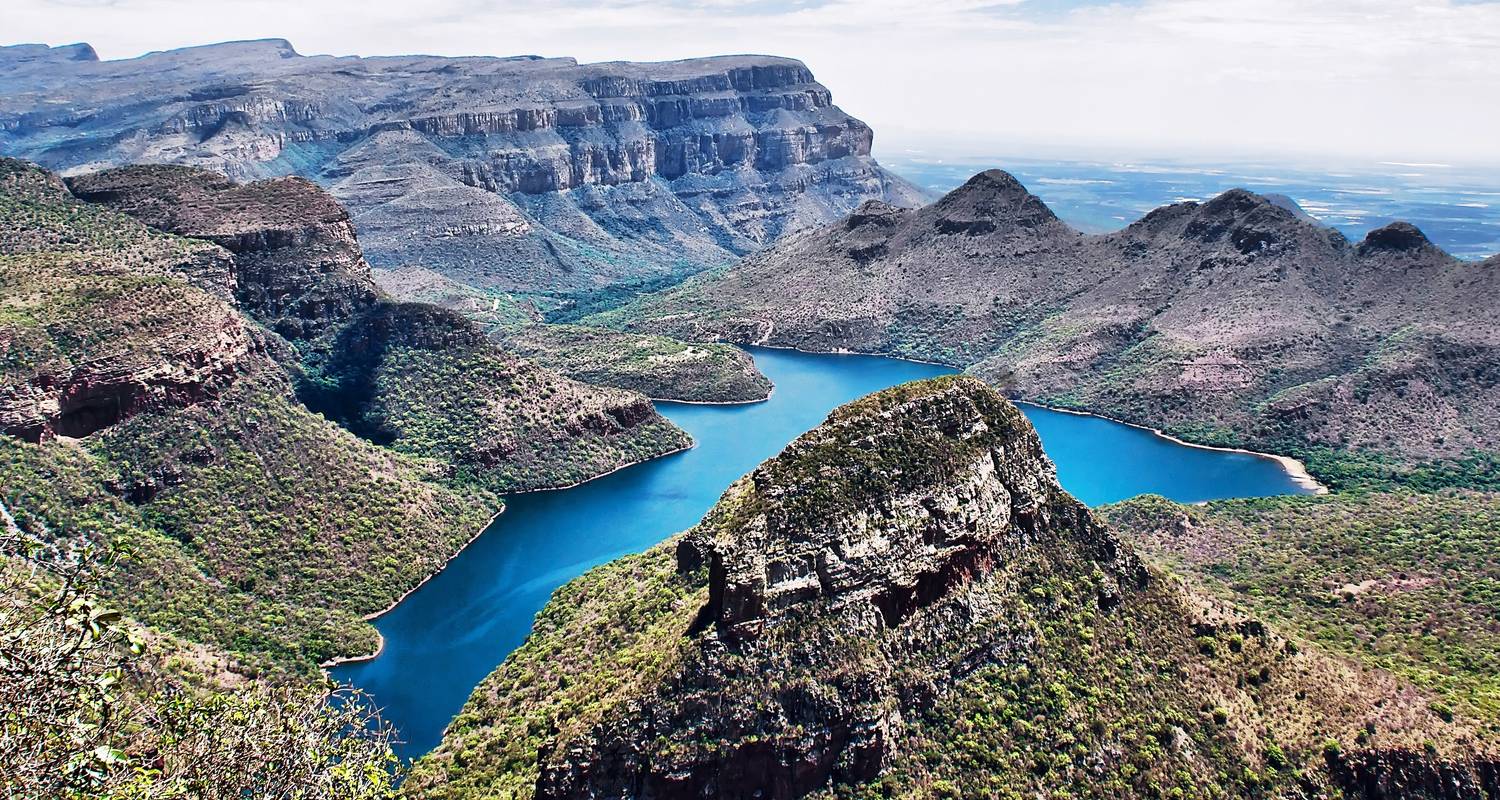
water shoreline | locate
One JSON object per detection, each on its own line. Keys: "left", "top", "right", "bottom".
{"left": 649, "top": 383, "right": 774, "bottom": 405}
{"left": 324, "top": 345, "right": 1325, "bottom": 671}
{"left": 320, "top": 442, "right": 697, "bottom": 671}
{"left": 319, "top": 508, "right": 503, "bottom": 670}
{"left": 735, "top": 341, "right": 1327, "bottom": 495}
{"left": 1015, "top": 400, "right": 1328, "bottom": 496}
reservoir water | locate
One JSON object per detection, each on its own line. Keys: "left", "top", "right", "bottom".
{"left": 332, "top": 347, "right": 1311, "bottom": 758}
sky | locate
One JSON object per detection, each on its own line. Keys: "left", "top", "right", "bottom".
{"left": 6, "top": 0, "right": 1500, "bottom": 166}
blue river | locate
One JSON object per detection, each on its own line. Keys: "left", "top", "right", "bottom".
{"left": 333, "top": 347, "right": 1310, "bottom": 758}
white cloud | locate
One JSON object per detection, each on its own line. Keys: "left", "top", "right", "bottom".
{"left": 6, "top": 0, "right": 1499, "bottom": 165}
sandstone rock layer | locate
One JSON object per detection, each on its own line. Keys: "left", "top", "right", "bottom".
{"left": 0, "top": 40, "right": 928, "bottom": 299}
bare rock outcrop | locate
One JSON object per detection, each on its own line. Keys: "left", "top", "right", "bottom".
{"left": 0, "top": 41, "right": 928, "bottom": 297}
{"left": 680, "top": 377, "right": 1140, "bottom": 639}
{"left": 66, "top": 165, "right": 380, "bottom": 339}
{"left": 538, "top": 378, "right": 1146, "bottom": 799}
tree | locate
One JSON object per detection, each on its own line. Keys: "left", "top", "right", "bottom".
{"left": 0, "top": 523, "right": 400, "bottom": 799}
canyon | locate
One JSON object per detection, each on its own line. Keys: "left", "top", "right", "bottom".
{"left": 599, "top": 170, "right": 1500, "bottom": 475}
{"left": 0, "top": 39, "right": 927, "bottom": 308}
{"left": 409, "top": 377, "right": 1497, "bottom": 799}
{"left": 4, "top": 34, "right": 1498, "bottom": 800}
{"left": 0, "top": 157, "right": 687, "bottom": 674}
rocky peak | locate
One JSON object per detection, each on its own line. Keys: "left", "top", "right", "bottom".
{"left": 927, "top": 169, "right": 1063, "bottom": 235}
{"left": 1357, "top": 221, "right": 1439, "bottom": 256}
{"left": 67, "top": 165, "right": 379, "bottom": 339}
{"left": 1263, "top": 192, "right": 1320, "bottom": 224}
{"left": 1201, "top": 187, "right": 1281, "bottom": 216}
{"left": 1170, "top": 187, "right": 1329, "bottom": 255}
{"left": 680, "top": 376, "right": 1142, "bottom": 639}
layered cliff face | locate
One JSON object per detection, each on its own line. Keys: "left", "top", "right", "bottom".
{"left": 0, "top": 40, "right": 927, "bottom": 303}
{"left": 0, "top": 158, "right": 688, "bottom": 673}
{"left": 65, "top": 165, "right": 381, "bottom": 340}
{"left": 597, "top": 169, "right": 1500, "bottom": 468}
{"left": 408, "top": 377, "right": 1495, "bottom": 799}
{"left": 45, "top": 161, "right": 691, "bottom": 492}
{"left": 0, "top": 158, "right": 494, "bottom": 670}
{"left": 0, "top": 159, "right": 256, "bottom": 442}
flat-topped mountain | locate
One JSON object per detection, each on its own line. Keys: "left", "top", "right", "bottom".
{"left": 596, "top": 169, "right": 1500, "bottom": 468}
{"left": 0, "top": 40, "right": 927, "bottom": 305}
{"left": 409, "top": 377, "right": 1495, "bottom": 798}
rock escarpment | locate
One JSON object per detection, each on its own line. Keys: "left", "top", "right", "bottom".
{"left": 0, "top": 157, "right": 497, "bottom": 670}
{"left": 0, "top": 40, "right": 927, "bottom": 301}
{"left": 598, "top": 169, "right": 1500, "bottom": 465}
{"left": 0, "top": 157, "right": 687, "bottom": 674}
{"left": 44, "top": 161, "right": 691, "bottom": 491}
{"left": 66, "top": 166, "right": 380, "bottom": 339}
{"left": 679, "top": 378, "right": 1138, "bottom": 639}
{"left": 409, "top": 377, "right": 1493, "bottom": 799}
{"left": 0, "top": 160, "right": 257, "bottom": 442}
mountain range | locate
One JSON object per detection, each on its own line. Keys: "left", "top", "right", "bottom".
{"left": 0, "top": 39, "right": 926, "bottom": 311}
{"left": 4, "top": 35, "right": 1499, "bottom": 800}
{"left": 597, "top": 169, "right": 1500, "bottom": 474}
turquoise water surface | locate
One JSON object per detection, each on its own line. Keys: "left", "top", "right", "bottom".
{"left": 332, "top": 347, "right": 1309, "bottom": 758}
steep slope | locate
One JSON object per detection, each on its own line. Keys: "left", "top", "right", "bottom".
{"left": 407, "top": 377, "right": 1494, "bottom": 799}
{"left": 598, "top": 170, "right": 1500, "bottom": 467}
{"left": 65, "top": 165, "right": 381, "bottom": 340}
{"left": 0, "top": 158, "right": 689, "bottom": 672}
{"left": 0, "top": 159, "right": 494, "bottom": 670}
{"left": 0, "top": 39, "right": 928, "bottom": 305}
{"left": 0, "top": 164, "right": 251, "bottom": 442}
{"left": 60, "top": 163, "right": 691, "bottom": 491}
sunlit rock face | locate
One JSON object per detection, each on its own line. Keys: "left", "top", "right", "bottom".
{"left": 0, "top": 40, "right": 928, "bottom": 297}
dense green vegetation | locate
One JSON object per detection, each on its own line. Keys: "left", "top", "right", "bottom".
{"left": 494, "top": 323, "right": 773, "bottom": 403}
{"left": 93, "top": 371, "right": 500, "bottom": 628}
{"left": 0, "top": 160, "right": 508, "bottom": 673}
{"left": 410, "top": 378, "right": 1484, "bottom": 798}
{"left": 406, "top": 543, "right": 700, "bottom": 797}
{"left": 0, "top": 373, "right": 501, "bottom": 673}
{"left": 543, "top": 262, "right": 720, "bottom": 323}
{"left": 300, "top": 304, "right": 692, "bottom": 493}
{"left": 1, "top": 523, "right": 400, "bottom": 798}
{"left": 361, "top": 341, "right": 690, "bottom": 491}
{"left": 1106, "top": 489, "right": 1500, "bottom": 726}
{"left": 882, "top": 568, "right": 1412, "bottom": 799}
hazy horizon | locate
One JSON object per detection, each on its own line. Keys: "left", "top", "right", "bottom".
{"left": 8, "top": 0, "right": 1500, "bottom": 168}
